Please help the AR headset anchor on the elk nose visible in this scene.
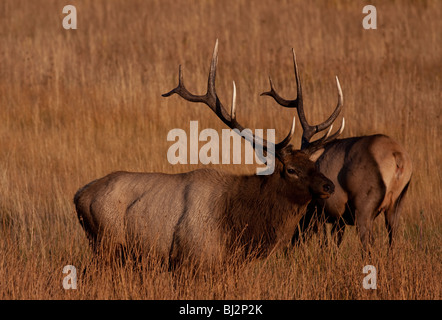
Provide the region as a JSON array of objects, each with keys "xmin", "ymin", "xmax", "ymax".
[{"xmin": 323, "ymin": 183, "xmax": 334, "ymax": 194}]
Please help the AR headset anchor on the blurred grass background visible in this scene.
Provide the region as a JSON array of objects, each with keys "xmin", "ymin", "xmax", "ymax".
[{"xmin": 0, "ymin": 0, "xmax": 440, "ymax": 299}]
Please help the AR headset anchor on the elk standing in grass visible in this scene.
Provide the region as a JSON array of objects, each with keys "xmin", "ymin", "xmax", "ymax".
[
  {"xmin": 74, "ymin": 41, "xmax": 343, "ymax": 268},
  {"xmin": 262, "ymin": 50, "xmax": 412, "ymax": 250}
]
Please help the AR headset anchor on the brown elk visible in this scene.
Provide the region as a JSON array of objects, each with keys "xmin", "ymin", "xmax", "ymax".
[
  {"xmin": 74, "ymin": 40, "xmax": 343, "ymax": 269},
  {"xmin": 261, "ymin": 50, "xmax": 412, "ymax": 250}
]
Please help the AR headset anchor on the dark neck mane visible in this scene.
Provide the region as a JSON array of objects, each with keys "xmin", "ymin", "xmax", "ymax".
[{"xmin": 221, "ymin": 169, "xmax": 310, "ymax": 257}]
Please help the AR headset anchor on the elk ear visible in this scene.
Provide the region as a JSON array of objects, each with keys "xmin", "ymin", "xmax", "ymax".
[
  {"xmin": 308, "ymin": 148, "xmax": 325, "ymax": 162},
  {"xmin": 275, "ymin": 145, "xmax": 293, "ymax": 162}
]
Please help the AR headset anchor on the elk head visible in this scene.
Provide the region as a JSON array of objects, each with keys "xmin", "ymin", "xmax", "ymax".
[{"xmin": 162, "ymin": 40, "xmax": 335, "ymax": 202}]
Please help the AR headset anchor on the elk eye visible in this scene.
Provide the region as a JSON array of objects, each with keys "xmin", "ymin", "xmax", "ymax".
[{"xmin": 287, "ymin": 168, "xmax": 297, "ymax": 175}]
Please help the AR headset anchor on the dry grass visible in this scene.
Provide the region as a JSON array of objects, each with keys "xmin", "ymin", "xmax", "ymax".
[{"xmin": 0, "ymin": 0, "xmax": 440, "ymax": 299}]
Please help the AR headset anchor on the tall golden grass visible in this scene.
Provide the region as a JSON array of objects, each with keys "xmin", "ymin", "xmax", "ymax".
[{"xmin": 0, "ymin": 0, "xmax": 440, "ymax": 299}]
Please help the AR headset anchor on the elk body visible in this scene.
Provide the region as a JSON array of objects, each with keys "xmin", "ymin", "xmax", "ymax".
[
  {"xmin": 74, "ymin": 41, "xmax": 343, "ymax": 268},
  {"xmin": 299, "ymin": 135, "xmax": 412, "ymax": 249},
  {"xmin": 262, "ymin": 51, "xmax": 412, "ymax": 249}
]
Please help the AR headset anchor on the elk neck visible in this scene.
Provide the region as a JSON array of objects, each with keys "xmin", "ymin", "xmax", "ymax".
[{"xmin": 221, "ymin": 163, "xmax": 310, "ymax": 255}]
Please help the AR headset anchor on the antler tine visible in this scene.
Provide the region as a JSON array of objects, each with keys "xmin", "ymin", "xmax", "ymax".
[
  {"xmin": 231, "ymin": 81, "xmax": 237, "ymax": 121},
  {"xmin": 323, "ymin": 117, "xmax": 345, "ymax": 143},
  {"xmin": 304, "ymin": 117, "xmax": 345, "ymax": 154},
  {"xmin": 275, "ymin": 116, "xmax": 296, "ymax": 150},
  {"xmin": 207, "ymin": 39, "xmax": 219, "ymax": 99},
  {"xmin": 299, "ymin": 76, "xmax": 344, "ymax": 149},
  {"xmin": 322, "ymin": 124, "xmax": 334, "ymax": 141},
  {"xmin": 260, "ymin": 49, "xmax": 304, "ymax": 110},
  {"xmin": 260, "ymin": 77, "xmax": 293, "ymax": 107},
  {"xmin": 314, "ymin": 76, "xmax": 344, "ymax": 133},
  {"xmin": 162, "ymin": 65, "xmax": 206, "ymax": 103},
  {"xmin": 260, "ymin": 49, "xmax": 314, "ymax": 146},
  {"xmin": 291, "ymin": 48, "xmax": 318, "ymax": 149},
  {"xmin": 162, "ymin": 39, "xmax": 229, "ymax": 121}
]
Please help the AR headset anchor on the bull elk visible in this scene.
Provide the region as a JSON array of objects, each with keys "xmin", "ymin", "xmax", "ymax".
[
  {"xmin": 74, "ymin": 40, "xmax": 343, "ymax": 268},
  {"xmin": 261, "ymin": 50, "xmax": 412, "ymax": 250}
]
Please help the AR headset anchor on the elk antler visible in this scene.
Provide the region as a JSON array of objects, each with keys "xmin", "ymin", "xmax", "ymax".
[
  {"xmin": 261, "ymin": 49, "xmax": 345, "ymax": 151},
  {"xmin": 163, "ymin": 39, "xmax": 296, "ymax": 151}
]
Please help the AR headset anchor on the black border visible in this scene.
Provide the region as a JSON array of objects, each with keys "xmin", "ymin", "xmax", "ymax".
[{"xmin": 1, "ymin": 300, "xmax": 438, "ymax": 319}]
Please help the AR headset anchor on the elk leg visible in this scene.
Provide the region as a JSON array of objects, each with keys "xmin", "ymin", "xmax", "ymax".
[
  {"xmin": 352, "ymin": 181, "xmax": 385, "ymax": 251},
  {"xmin": 385, "ymin": 182, "xmax": 409, "ymax": 247},
  {"xmin": 384, "ymin": 202, "xmax": 400, "ymax": 247},
  {"xmin": 330, "ymin": 218, "xmax": 346, "ymax": 247},
  {"xmin": 292, "ymin": 202, "xmax": 319, "ymax": 246},
  {"xmin": 355, "ymin": 209, "xmax": 374, "ymax": 251}
]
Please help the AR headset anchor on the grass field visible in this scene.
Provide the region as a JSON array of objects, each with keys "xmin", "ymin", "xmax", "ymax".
[{"xmin": 0, "ymin": 0, "xmax": 440, "ymax": 299}]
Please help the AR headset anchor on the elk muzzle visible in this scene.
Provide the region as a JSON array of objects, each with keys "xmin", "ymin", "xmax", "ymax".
[{"xmin": 310, "ymin": 174, "xmax": 335, "ymax": 199}]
